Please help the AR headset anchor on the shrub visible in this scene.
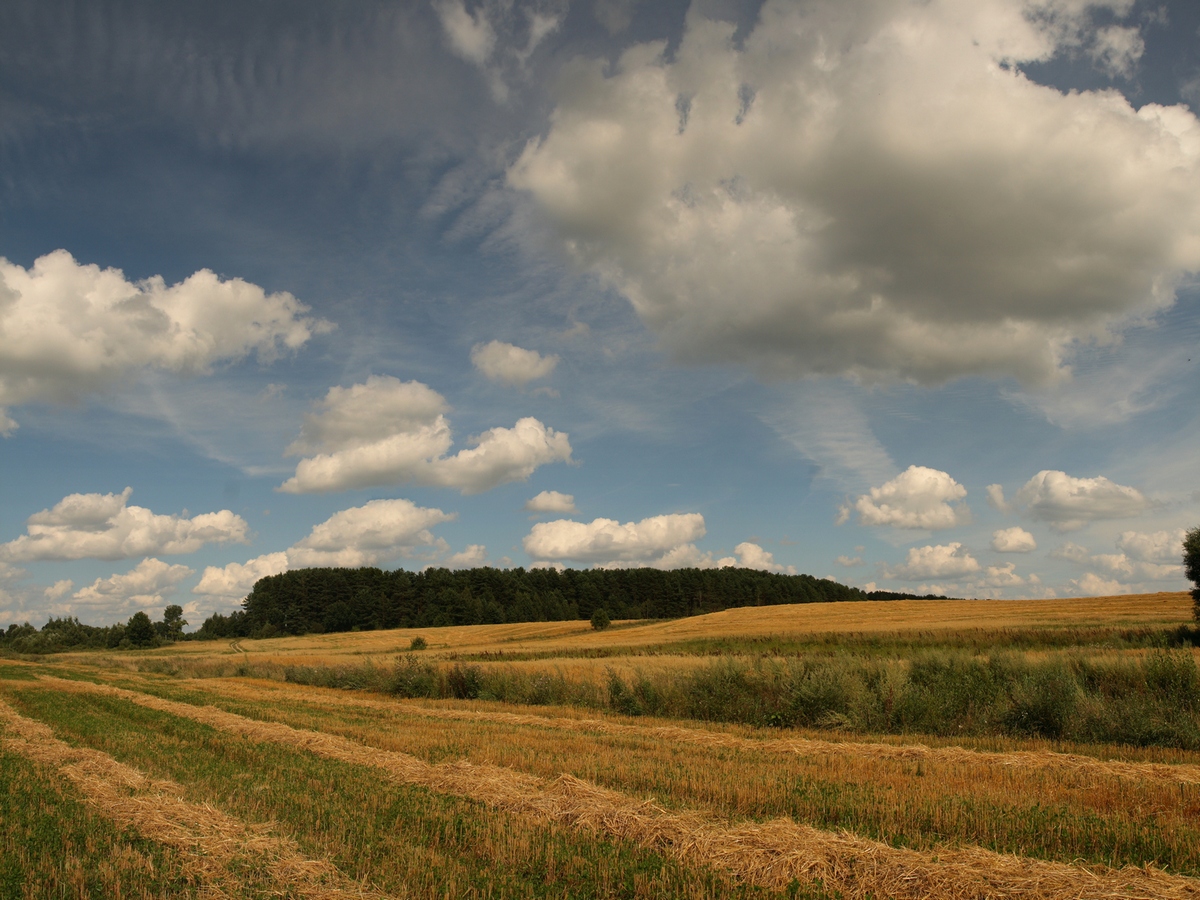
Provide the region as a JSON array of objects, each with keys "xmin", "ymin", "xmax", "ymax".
[
  {"xmin": 446, "ymin": 664, "xmax": 483, "ymax": 700},
  {"xmin": 591, "ymin": 608, "xmax": 611, "ymax": 631},
  {"xmin": 409, "ymin": 636, "xmax": 428, "ymax": 651},
  {"xmin": 1004, "ymin": 663, "xmax": 1079, "ymax": 739}
]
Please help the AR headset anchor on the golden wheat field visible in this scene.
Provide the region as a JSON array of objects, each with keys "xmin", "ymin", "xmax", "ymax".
[{"xmin": 3, "ymin": 592, "xmax": 1199, "ymax": 898}]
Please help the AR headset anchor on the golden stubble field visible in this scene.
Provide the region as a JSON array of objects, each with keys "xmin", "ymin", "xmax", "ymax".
[
  {"xmin": 97, "ymin": 591, "xmax": 1196, "ymax": 671},
  {"xmin": 3, "ymin": 592, "xmax": 1199, "ymax": 899}
]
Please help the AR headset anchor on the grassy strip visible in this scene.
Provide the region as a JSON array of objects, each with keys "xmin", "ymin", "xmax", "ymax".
[
  {"xmin": 98, "ymin": 671, "xmax": 1200, "ymax": 878},
  {"xmin": 446, "ymin": 624, "xmax": 1200, "ymax": 663},
  {"xmin": 4, "ymin": 682, "xmax": 786, "ymax": 900},
  {"xmin": 235, "ymin": 647, "xmax": 1199, "ymax": 749},
  {"xmin": 31, "ymin": 676, "xmax": 1200, "ymax": 900},
  {"xmin": 0, "ymin": 743, "xmax": 198, "ymax": 900},
  {"xmin": 134, "ymin": 645, "xmax": 1200, "ymax": 748}
]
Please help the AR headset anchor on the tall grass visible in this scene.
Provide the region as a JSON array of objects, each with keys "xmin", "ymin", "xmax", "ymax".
[
  {"xmin": 243, "ymin": 648, "xmax": 1200, "ymax": 749},
  {"xmin": 624, "ymin": 649, "xmax": 1200, "ymax": 748}
]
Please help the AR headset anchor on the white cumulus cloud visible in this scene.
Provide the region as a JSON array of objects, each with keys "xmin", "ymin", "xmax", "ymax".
[
  {"xmin": 1116, "ymin": 529, "xmax": 1185, "ymax": 564},
  {"xmin": 279, "ymin": 375, "xmax": 572, "ymax": 494},
  {"xmin": 509, "ymin": 0, "xmax": 1200, "ymax": 386},
  {"xmin": 193, "ymin": 552, "xmax": 290, "ymax": 603},
  {"xmin": 885, "ymin": 543, "xmax": 981, "ymax": 580},
  {"xmin": 471, "ymin": 340, "xmax": 559, "ymax": 386},
  {"xmin": 195, "ymin": 498, "xmax": 457, "ymax": 603},
  {"xmin": 976, "ymin": 562, "xmax": 1031, "ymax": 588},
  {"xmin": 1014, "ymin": 470, "xmax": 1150, "ymax": 531},
  {"xmin": 524, "ymin": 490, "xmax": 578, "ymax": 513},
  {"xmin": 992, "ymin": 527, "xmax": 1037, "ymax": 553},
  {"xmin": 1047, "ymin": 529, "xmax": 1185, "ymax": 586},
  {"xmin": 729, "ymin": 541, "xmax": 796, "ymax": 575},
  {"xmin": 524, "ymin": 512, "xmax": 706, "ymax": 565},
  {"xmin": 434, "ymin": 0, "xmax": 496, "ymax": 67},
  {"xmin": 849, "ymin": 466, "xmax": 969, "ymax": 530},
  {"xmin": 1072, "ymin": 572, "xmax": 1130, "ymax": 596},
  {"xmin": 72, "ymin": 558, "xmax": 194, "ymax": 615},
  {"xmin": 0, "ymin": 488, "xmax": 248, "ymax": 562},
  {"xmin": 287, "ymin": 498, "xmax": 456, "ymax": 568},
  {"xmin": 0, "ymin": 250, "xmax": 332, "ymax": 432},
  {"xmin": 446, "ymin": 544, "xmax": 488, "ymax": 568}
]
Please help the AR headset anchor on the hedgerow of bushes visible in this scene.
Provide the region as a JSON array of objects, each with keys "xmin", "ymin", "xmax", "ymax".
[{"xmin": 266, "ymin": 646, "xmax": 1200, "ymax": 750}]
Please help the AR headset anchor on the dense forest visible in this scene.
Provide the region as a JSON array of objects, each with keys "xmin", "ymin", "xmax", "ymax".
[
  {"xmin": 1, "ymin": 566, "xmax": 950, "ymax": 652},
  {"xmin": 196, "ymin": 566, "xmax": 897, "ymax": 639}
]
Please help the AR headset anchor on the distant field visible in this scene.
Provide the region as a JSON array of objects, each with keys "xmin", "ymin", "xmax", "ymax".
[
  {"xmin": 4, "ymin": 592, "xmax": 1199, "ymax": 898},
  {"xmin": 84, "ymin": 591, "xmax": 1196, "ymax": 669}
]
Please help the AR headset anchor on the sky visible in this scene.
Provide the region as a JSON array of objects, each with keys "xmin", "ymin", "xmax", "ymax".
[{"xmin": 1, "ymin": 0, "xmax": 1199, "ymax": 629}]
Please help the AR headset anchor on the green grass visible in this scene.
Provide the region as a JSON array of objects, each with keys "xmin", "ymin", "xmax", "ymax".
[
  {"xmin": 2, "ymin": 684, "xmax": 802, "ymax": 900},
  {"xmin": 0, "ymin": 745, "xmax": 197, "ymax": 900}
]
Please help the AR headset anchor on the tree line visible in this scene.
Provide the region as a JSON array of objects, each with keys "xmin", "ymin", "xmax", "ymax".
[
  {"xmin": 194, "ymin": 565, "xmax": 910, "ymax": 640},
  {"xmin": 0, "ymin": 606, "xmax": 186, "ymax": 654}
]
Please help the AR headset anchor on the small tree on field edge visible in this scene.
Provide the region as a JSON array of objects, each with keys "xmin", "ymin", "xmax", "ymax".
[
  {"xmin": 126, "ymin": 611, "xmax": 156, "ymax": 647},
  {"xmin": 1185, "ymin": 526, "xmax": 1200, "ymax": 622},
  {"xmin": 591, "ymin": 608, "xmax": 611, "ymax": 631}
]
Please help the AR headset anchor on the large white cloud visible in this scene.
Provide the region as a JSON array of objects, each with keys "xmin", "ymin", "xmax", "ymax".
[
  {"xmin": 1048, "ymin": 529, "xmax": 1185, "ymax": 586},
  {"xmin": 729, "ymin": 541, "xmax": 797, "ymax": 575},
  {"xmin": 1014, "ymin": 470, "xmax": 1150, "ymax": 531},
  {"xmin": 471, "ymin": 340, "xmax": 559, "ymax": 386},
  {"xmin": 992, "ymin": 527, "xmax": 1037, "ymax": 553},
  {"xmin": 193, "ymin": 552, "xmax": 291, "ymax": 603},
  {"xmin": 0, "ymin": 250, "xmax": 332, "ymax": 433},
  {"xmin": 524, "ymin": 512, "xmax": 706, "ymax": 565},
  {"xmin": 72, "ymin": 558, "xmax": 193, "ymax": 614},
  {"xmin": 845, "ymin": 466, "xmax": 969, "ymax": 529},
  {"xmin": 1116, "ymin": 529, "xmax": 1186, "ymax": 565},
  {"xmin": 885, "ymin": 542, "xmax": 981, "ymax": 580},
  {"xmin": 287, "ymin": 498, "xmax": 456, "ymax": 567},
  {"xmin": 0, "ymin": 488, "xmax": 248, "ymax": 562},
  {"xmin": 279, "ymin": 375, "xmax": 572, "ymax": 494},
  {"xmin": 509, "ymin": 0, "xmax": 1200, "ymax": 385},
  {"xmin": 194, "ymin": 499, "xmax": 457, "ymax": 603}
]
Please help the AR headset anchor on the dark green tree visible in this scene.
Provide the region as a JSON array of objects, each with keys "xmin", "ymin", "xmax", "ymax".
[
  {"xmin": 160, "ymin": 604, "xmax": 186, "ymax": 640},
  {"xmin": 591, "ymin": 608, "xmax": 611, "ymax": 631},
  {"xmin": 1184, "ymin": 526, "xmax": 1200, "ymax": 622},
  {"xmin": 126, "ymin": 611, "xmax": 156, "ymax": 647}
]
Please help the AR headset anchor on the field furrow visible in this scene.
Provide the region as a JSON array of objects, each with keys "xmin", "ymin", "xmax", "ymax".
[
  {"xmin": 0, "ymin": 696, "xmax": 387, "ymax": 900},
  {"xmin": 42, "ymin": 675, "xmax": 1200, "ymax": 900}
]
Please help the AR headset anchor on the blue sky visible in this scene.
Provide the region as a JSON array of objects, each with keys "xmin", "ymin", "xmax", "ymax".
[{"xmin": 2, "ymin": 0, "xmax": 1198, "ymax": 627}]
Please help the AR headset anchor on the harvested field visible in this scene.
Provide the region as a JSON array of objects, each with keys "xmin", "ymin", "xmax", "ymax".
[
  {"xmin": 83, "ymin": 593, "xmax": 1193, "ymax": 671},
  {"xmin": 7, "ymin": 595, "xmax": 1199, "ymax": 898},
  {"xmin": 24, "ymin": 675, "xmax": 1200, "ymax": 900},
  {"xmin": 184, "ymin": 674, "xmax": 1200, "ymax": 784},
  {"xmin": 0, "ymin": 696, "xmax": 385, "ymax": 900}
]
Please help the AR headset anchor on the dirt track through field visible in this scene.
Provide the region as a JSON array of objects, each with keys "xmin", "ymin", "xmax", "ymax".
[
  {"xmin": 42, "ymin": 676, "xmax": 1200, "ymax": 900},
  {"xmin": 0, "ymin": 696, "xmax": 388, "ymax": 900},
  {"xmin": 203, "ymin": 676, "xmax": 1200, "ymax": 786}
]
